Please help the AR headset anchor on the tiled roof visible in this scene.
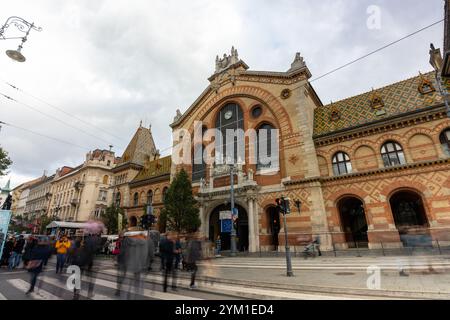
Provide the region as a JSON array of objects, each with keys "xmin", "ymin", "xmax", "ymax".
[
  {"xmin": 313, "ymin": 72, "xmax": 449, "ymax": 137},
  {"xmin": 132, "ymin": 155, "xmax": 171, "ymax": 183},
  {"xmin": 116, "ymin": 126, "xmax": 157, "ymax": 167}
]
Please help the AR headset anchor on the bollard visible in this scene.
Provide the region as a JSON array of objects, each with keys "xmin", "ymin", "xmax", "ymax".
[
  {"xmin": 332, "ymin": 242, "xmax": 337, "ymax": 257},
  {"xmin": 381, "ymin": 242, "xmax": 385, "ymax": 256},
  {"xmin": 294, "ymin": 245, "xmax": 296, "ymax": 258},
  {"xmin": 259, "ymin": 246, "xmax": 262, "ymax": 258},
  {"xmin": 355, "ymin": 241, "xmax": 361, "ymax": 257}
]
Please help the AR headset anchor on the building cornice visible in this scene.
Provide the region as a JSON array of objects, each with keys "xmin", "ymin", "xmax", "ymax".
[
  {"xmin": 129, "ymin": 173, "xmax": 170, "ymax": 188},
  {"xmin": 284, "ymin": 158, "xmax": 450, "ymax": 186}
]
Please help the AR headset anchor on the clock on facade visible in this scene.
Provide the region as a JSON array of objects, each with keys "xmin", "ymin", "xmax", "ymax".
[{"xmin": 224, "ymin": 110, "xmax": 233, "ymax": 120}]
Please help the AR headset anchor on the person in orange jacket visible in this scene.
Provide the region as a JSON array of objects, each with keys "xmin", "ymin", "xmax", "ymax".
[{"xmin": 55, "ymin": 235, "xmax": 71, "ymax": 273}]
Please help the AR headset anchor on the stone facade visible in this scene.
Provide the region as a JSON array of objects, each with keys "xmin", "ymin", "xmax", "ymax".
[
  {"xmin": 49, "ymin": 150, "xmax": 115, "ymax": 222},
  {"xmin": 169, "ymin": 43, "xmax": 450, "ymax": 252}
]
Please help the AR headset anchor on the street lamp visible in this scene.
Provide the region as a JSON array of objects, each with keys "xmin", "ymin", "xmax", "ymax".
[
  {"xmin": 0, "ymin": 16, "xmax": 42, "ymax": 62},
  {"xmin": 430, "ymin": 43, "xmax": 450, "ymax": 118},
  {"xmin": 228, "ymin": 163, "xmax": 238, "ymax": 257}
]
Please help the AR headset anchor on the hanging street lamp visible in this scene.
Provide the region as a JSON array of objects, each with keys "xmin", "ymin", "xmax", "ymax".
[{"xmin": 0, "ymin": 16, "xmax": 42, "ymax": 62}]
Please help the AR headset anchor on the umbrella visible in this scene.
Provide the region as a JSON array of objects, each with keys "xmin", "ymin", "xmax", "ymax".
[{"xmin": 83, "ymin": 220, "xmax": 105, "ymax": 235}]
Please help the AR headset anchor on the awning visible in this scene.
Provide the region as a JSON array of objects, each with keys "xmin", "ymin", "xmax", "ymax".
[{"xmin": 46, "ymin": 221, "xmax": 88, "ymax": 229}]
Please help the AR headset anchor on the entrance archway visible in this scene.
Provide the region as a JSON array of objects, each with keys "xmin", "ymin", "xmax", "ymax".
[
  {"xmin": 209, "ymin": 204, "xmax": 249, "ymax": 251},
  {"xmin": 338, "ymin": 197, "xmax": 369, "ymax": 248},
  {"xmin": 266, "ymin": 206, "xmax": 280, "ymax": 250},
  {"xmin": 389, "ymin": 190, "xmax": 430, "ymax": 246}
]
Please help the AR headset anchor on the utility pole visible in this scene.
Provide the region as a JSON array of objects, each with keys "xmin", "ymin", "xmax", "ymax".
[{"xmin": 229, "ymin": 163, "xmax": 237, "ymax": 257}]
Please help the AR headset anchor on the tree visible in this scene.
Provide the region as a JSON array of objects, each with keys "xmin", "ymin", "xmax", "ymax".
[
  {"xmin": 101, "ymin": 205, "xmax": 127, "ymax": 234},
  {"xmin": 38, "ymin": 215, "xmax": 53, "ymax": 234},
  {"xmin": 0, "ymin": 147, "xmax": 12, "ymax": 177},
  {"xmin": 161, "ymin": 168, "xmax": 200, "ymax": 234}
]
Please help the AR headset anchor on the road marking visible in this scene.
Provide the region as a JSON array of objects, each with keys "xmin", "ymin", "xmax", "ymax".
[
  {"xmin": 40, "ymin": 276, "xmax": 113, "ymax": 300},
  {"xmin": 0, "ymin": 292, "xmax": 7, "ymax": 300},
  {"xmin": 101, "ymin": 269, "xmax": 361, "ymax": 300},
  {"xmin": 7, "ymin": 279, "xmax": 61, "ymax": 300},
  {"xmin": 79, "ymin": 274, "xmax": 201, "ymax": 300}
]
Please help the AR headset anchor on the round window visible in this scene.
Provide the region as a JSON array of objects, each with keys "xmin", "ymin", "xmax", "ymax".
[{"xmin": 251, "ymin": 106, "xmax": 263, "ymax": 119}]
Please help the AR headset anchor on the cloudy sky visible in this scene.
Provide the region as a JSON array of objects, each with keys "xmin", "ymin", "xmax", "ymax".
[{"xmin": 0, "ymin": 0, "xmax": 445, "ymax": 188}]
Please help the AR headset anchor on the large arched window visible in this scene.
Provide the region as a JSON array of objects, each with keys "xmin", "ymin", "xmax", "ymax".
[
  {"xmin": 439, "ymin": 128, "xmax": 450, "ymax": 156},
  {"xmin": 193, "ymin": 144, "xmax": 206, "ymax": 181},
  {"xmin": 147, "ymin": 190, "xmax": 153, "ymax": 205},
  {"xmin": 256, "ymin": 123, "xmax": 279, "ymax": 170},
  {"xmin": 381, "ymin": 141, "xmax": 406, "ymax": 167},
  {"xmin": 332, "ymin": 152, "xmax": 352, "ymax": 175},
  {"xmin": 133, "ymin": 192, "xmax": 139, "ymax": 206},
  {"xmin": 215, "ymin": 103, "xmax": 244, "ymax": 164}
]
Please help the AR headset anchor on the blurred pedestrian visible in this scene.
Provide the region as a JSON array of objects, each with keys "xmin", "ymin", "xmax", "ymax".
[
  {"xmin": 215, "ymin": 235, "xmax": 221, "ymax": 256},
  {"xmin": 175, "ymin": 236, "xmax": 182, "ymax": 270},
  {"xmin": 160, "ymin": 231, "xmax": 177, "ymax": 292},
  {"xmin": 159, "ymin": 233, "xmax": 167, "ymax": 271},
  {"xmin": 55, "ymin": 235, "xmax": 71, "ymax": 273},
  {"xmin": 22, "ymin": 236, "xmax": 37, "ymax": 268},
  {"xmin": 9, "ymin": 235, "xmax": 25, "ymax": 270},
  {"xmin": 25, "ymin": 237, "xmax": 52, "ymax": 294},
  {"xmin": 1, "ymin": 237, "xmax": 14, "ymax": 267},
  {"xmin": 115, "ymin": 216, "xmax": 150, "ymax": 299},
  {"xmin": 314, "ymin": 235, "xmax": 322, "ymax": 256},
  {"xmin": 186, "ymin": 233, "xmax": 202, "ymax": 289}
]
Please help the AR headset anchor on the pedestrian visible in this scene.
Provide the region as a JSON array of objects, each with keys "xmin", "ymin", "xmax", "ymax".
[
  {"xmin": 215, "ymin": 235, "xmax": 221, "ymax": 256},
  {"xmin": 72, "ymin": 234, "xmax": 101, "ymax": 299},
  {"xmin": 160, "ymin": 231, "xmax": 177, "ymax": 292},
  {"xmin": 175, "ymin": 236, "xmax": 182, "ymax": 270},
  {"xmin": 186, "ymin": 233, "xmax": 202, "ymax": 290},
  {"xmin": 22, "ymin": 236, "xmax": 37, "ymax": 268},
  {"xmin": 55, "ymin": 235, "xmax": 71, "ymax": 273},
  {"xmin": 159, "ymin": 233, "xmax": 167, "ymax": 271},
  {"xmin": 25, "ymin": 237, "xmax": 52, "ymax": 295},
  {"xmin": 115, "ymin": 216, "xmax": 149, "ymax": 299},
  {"xmin": 1, "ymin": 237, "xmax": 14, "ymax": 268},
  {"xmin": 314, "ymin": 235, "xmax": 322, "ymax": 256},
  {"xmin": 9, "ymin": 235, "xmax": 25, "ymax": 270}
]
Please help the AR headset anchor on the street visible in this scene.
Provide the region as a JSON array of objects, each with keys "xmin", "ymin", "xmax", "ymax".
[{"xmin": 2, "ymin": 254, "xmax": 450, "ymax": 300}]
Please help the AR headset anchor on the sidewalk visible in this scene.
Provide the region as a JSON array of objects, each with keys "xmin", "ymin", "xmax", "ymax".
[{"xmin": 87, "ymin": 255, "xmax": 450, "ymax": 299}]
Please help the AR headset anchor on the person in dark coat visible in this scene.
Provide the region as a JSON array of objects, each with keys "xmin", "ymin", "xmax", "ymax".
[
  {"xmin": 26, "ymin": 238, "xmax": 52, "ymax": 294},
  {"xmin": 1, "ymin": 237, "xmax": 14, "ymax": 267},
  {"xmin": 186, "ymin": 233, "xmax": 202, "ymax": 289},
  {"xmin": 160, "ymin": 231, "xmax": 177, "ymax": 292},
  {"xmin": 22, "ymin": 237, "xmax": 37, "ymax": 268},
  {"xmin": 9, "ymin": 235, "xmax": 25, "ymax": 270},
  {"xmin": 72, "ymin": 234, "xmax": 101, "ymax": 299}
]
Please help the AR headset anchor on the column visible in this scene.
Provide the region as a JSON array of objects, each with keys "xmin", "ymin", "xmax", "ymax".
[
  {"xmin": 253, "ymin": 198, "xmax": 260, "ymax": 251},
  {"xmin": 248, "ymin": 197, "xmax": 256, "ymax": 252},
  {"xmin": 199, "ymin": 205, "xmax": 205, "ymax": 238}
]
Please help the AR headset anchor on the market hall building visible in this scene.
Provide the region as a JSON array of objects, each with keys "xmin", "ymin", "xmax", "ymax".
[{"xmin": 170, "ymin": 34, "xmax": 450, "ymax": 252}]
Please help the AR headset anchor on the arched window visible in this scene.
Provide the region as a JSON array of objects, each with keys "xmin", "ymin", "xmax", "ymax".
[
  {"xmin": 133, "ymin": 192, "xmax": 139, "ymax": 206},
  {"xmin": 147, "ymin": 190, "xmax": 153, "ymax": 205},
  {"xmin": 193, "ymin": 144, "xmax": 206, "ymax": 181},
  {"xmin": 439, "ymin": 128, "xmax": 450, "ymax": 156},
  {"xmin": 162, "ymin": 187, "xmax": 169, "ymax": 202},
  {"xmin": 115, "ymin": 192, "xmax": 121, "ymax": 207},
  {"xmin": 381, "ymin": 141, "xmax": 406, "ymax": 167},
  {"xmin": 215, "ymin": 103, "xmax": 244, "ymax": 164},
  {"xmin": 256, "ymin": 123, "xmax": 279, "ymax": 170},
  {"xmin": 332, "ymin": 152, "xmax": 352, "ymax": 175}
]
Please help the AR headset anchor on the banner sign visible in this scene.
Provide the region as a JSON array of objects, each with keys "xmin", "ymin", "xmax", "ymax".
[
  {"xmin": 0, "ymin": 210, "xmax": 12, "ymax": 260},
  {"xmin": 219, "ymin": 211, "xmax": 232, "ymax": 220},
  {"xmin": 221, "ymin": 219, "xmax": 232, "ymax": 233}
]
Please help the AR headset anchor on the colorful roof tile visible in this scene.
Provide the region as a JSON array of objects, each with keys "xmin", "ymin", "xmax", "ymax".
[
  {"xmin": 132, "ymin": 155, "xmax": 171, "ymax": 183},
  {"xmin": 313, "ymin": 71, "xmax": 449, "ymax": 137}
]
